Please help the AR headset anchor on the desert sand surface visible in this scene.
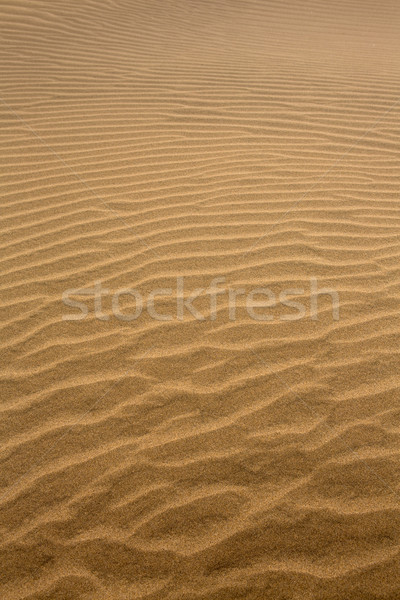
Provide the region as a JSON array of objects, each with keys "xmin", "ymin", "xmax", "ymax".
[{"xmin": 1, "ymin": 0, "xmax": 400, "ymax": 598}]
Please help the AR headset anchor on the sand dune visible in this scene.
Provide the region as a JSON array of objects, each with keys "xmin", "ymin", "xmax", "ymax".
[{"xmin": 1, "ymin": 0, "xmax": 400, "ymax": 598}]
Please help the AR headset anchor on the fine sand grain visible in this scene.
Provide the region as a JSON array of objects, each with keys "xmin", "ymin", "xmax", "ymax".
[{"xmin": 1, "ymin": 1, "xmax": 400, "ymax": 599}]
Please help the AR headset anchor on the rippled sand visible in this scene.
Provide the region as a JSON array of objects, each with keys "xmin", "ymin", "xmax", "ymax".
[{"xmin": 1, "ymin": 1, "xmax": 400, "ymax": 598}]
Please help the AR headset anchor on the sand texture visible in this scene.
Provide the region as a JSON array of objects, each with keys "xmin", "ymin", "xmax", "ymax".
[{"xmin": 1, "ymin": 1, "xmax": 400, "ymax": 599}]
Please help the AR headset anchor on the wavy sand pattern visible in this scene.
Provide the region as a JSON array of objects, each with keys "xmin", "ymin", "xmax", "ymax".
[{"xmin": 1, "ymin": 1, "xmax": 400, "ymax": 598}]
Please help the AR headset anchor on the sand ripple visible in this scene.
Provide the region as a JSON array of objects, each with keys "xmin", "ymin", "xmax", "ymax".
[{"xmin": 1, "ymin": 0, "xmax": 400, "ymax": 598}]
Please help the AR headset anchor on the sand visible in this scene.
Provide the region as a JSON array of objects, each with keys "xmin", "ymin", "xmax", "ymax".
[{"xmin": 1, "ymin": 0, "xmax": 400, "ymax": 598}]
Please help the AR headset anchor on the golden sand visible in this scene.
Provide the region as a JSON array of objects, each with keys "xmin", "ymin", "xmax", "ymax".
[{"xmin": 1, "ymin": 1, "xmax": 400, "ymax": 598}]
